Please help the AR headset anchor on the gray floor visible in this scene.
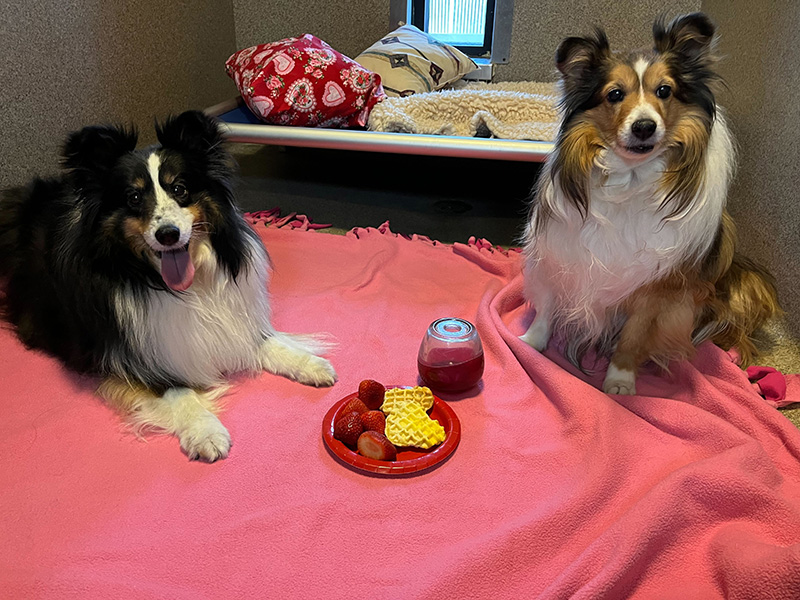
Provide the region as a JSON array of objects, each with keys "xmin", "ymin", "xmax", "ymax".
[{"xmin": 230, "ymin": 144, "xmax": 542, "ymax": 246}]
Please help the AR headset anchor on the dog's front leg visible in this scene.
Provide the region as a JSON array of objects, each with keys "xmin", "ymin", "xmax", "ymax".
[
  {"xmin": 98, "ymin": 377, "xmax": 231, "ymax": 461},
  {"xmin": 520, "ymin": 287, "xmax": 554, "ymax": 352},
  {"xmin": 259, "ymin": 332, "xmax": 337, "ymax": 387},
  {"xmin": 603, "ymin": 283, "xmax": 697, "ymax": 395}
]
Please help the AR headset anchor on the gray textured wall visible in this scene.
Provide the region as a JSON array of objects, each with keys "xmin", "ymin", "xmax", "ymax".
[
  {"xmin": 231, "ymin": 0, "xmax": 391, "ymax": 59},
  {"xmin": 0, "ymin": 0, "xmax": 236, "ymax": 189},
  {"xmin": 495, "ymin": 0, "xmax": 701, "ymax": 81},
  {"xmin": 701, "ymin": 1, "xmax": 800, "ymax": 337},
  {"xmin": 229, "ymin": 0, "xmax": 701, "ymax": 82}
]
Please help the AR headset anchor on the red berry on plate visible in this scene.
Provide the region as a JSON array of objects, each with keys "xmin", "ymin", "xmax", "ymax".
[
  {"xmin": 340, "ymin": 397, "xmax": 369, "ymax": 416},
  {"xmin": 358, "ymin": 379, "xmax": 386, "ymax": 410},
  {"xmin": 333, "ymin": 411, "xmax": 364, "ymax": 448},
  {"xmin": 357, "ymin": 431, "xmax": 397, "ymax": 461},
  {"xmin": 360, "ymin": 410, "xmax": 386, "ymax": 434}
]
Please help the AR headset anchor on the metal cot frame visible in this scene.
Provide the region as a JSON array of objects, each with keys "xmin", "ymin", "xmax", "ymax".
[{"xmin": 205, "ymin": 97, "xmax": 553, "ymax": 163}]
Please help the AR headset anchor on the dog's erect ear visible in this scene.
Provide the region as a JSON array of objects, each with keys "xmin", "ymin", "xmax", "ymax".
[
  {"xmin": 653, "ymin": 13, "xmax": 716, "ymax": 61},
  {"xmin": 555, "ymin": 29, "xmax": 610, "ymax": 81},
  {"xmin": 653, "ymin": 13, "xmax": 719, "ymax": 119},
  {"xmin": 62, "ymin": 125, "xmax": 138, "ymax": 176},
  {"xmin": 156, "ymin": 110, "xmax": 224, "ymax": 155}
]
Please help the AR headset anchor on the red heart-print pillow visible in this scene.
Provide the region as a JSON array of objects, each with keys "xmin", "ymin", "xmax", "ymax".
[{"xmin": 225, "ymin": 34, "xmax": 386, "ymax": 128}]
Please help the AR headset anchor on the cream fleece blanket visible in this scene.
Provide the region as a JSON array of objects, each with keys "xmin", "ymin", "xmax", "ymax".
[{"xmin": 367, "ymin": 81, "xmax": 559, "ymax": 141}]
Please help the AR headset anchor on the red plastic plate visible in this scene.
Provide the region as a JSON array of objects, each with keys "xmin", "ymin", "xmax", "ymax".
[{"xmin": 322, "ymin": 387, "xmax": 461, "ymax": 475}]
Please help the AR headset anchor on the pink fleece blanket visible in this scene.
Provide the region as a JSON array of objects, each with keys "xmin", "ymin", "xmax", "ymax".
[{"xmin": 2, "ymin": 223, "xmax": 800, "ymax": 599}]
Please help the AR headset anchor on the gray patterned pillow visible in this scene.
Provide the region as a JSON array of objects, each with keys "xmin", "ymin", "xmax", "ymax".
[{"xmin": 356, "ymin": 25, "xmax": 477, "ymax": 98}]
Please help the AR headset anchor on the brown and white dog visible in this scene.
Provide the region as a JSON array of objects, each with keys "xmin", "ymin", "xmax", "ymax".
[{"xmin": 520, "ymin": 13, "xmax": 780, "ymax": 394}]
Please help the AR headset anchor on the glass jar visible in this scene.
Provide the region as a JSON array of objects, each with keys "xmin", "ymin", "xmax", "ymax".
[{"xmin": 417, "ymin": 318, "xmax": 484, "ymax": 393}]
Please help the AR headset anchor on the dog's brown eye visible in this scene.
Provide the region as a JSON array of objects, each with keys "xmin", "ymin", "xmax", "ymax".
[
  {"xmin": 656, "ymin": 85, "xmax": 672, "ymax": 99},
  {"xmin": 607, "ymin": 89, "xmax": 624, "ymax": 103},
  {"xmin": 171, "ymin": 183, "xmax": 188, "ymax": 199},
  {"xmin": 127, "ymin": 191, "xmax": 142, "ymax": 208}
]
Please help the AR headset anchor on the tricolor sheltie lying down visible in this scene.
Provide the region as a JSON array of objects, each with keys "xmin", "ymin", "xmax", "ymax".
[
  {"xmin": 0, "ymin": 111, "xmax": 336, "ymax": 461},
  {"xmin": 521, "ymin": 13, "xmax": 780, "ymax": 394}
]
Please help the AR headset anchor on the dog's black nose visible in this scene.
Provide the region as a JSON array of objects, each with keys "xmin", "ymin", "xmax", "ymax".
[
  {"xmin": 155, "ymin": 225, "xmax": 181, "ymax": 246},
  {"xmin": 631, "ymin": 119, "xmax": 657, "ymax": 140}
]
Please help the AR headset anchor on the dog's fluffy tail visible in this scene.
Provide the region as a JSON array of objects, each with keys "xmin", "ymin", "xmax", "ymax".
[{"xmin": 695, "ymin": 253, "xmax": 781, "ymax": 366}]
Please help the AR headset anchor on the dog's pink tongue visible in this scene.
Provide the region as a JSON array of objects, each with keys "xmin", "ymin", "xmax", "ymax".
[{"xmin": 160, "ymin": 248, "xmax": 195, "ymax": 291}]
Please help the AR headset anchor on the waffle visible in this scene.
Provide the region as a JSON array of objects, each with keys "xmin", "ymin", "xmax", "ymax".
[
  {"xmin": 385, "ymin": 402, "xmax": 446, "ymax": 449},
  {"xmin": 381, "ymin": 386, "xmax": 435, "ymax": 414}
]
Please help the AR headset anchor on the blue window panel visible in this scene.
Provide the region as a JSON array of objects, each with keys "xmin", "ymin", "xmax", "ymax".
[{"xmin": 427, "ymin": 0, "xmax": 488, "ymax": 47}]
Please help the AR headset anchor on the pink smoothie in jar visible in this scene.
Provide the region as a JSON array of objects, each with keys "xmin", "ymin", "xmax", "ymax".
[{"xmin": 417, "ymin": 318, "xmax": 484, "ymax": 393}]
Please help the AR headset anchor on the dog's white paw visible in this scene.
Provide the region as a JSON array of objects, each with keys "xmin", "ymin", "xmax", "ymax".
[
  {"xmin": 603, "ymin": 364, "xmax": 637, "ymax": 396},
  {"xmin": 180, "ymin": 415, "xmax": 231, "ymax": 462},
  {"xmin": 260, "ymin": 334, "xmax": 338, "ymax": 387},
  {"xmin": 603, "ymin": 381, "xmax": 637, "ymax": 395},
  {"xmin": 294, "ymin": 356, "xmax": 338, "ymax": 388},
  {"xmin": 520, "ymin": 322, "xmax": 550, "ymax": 352}
]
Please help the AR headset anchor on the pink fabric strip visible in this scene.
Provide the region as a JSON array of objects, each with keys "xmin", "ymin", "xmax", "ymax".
[{"xmin": 746, "ymin": 365, "xmax": 790, "ymax": 407}]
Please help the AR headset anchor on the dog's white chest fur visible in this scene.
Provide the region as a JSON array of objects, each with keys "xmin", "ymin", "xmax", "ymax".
[
  {"xmin": 525, "ymin": 115, "xmax": 733, "ymax": 341},
  {"xmin": 543, "ymin": 157, "xmax": 686, "ymax": 306},
  {"xmin": 113, "ymin": 237, "xmax": 272, "ymax": 387}
]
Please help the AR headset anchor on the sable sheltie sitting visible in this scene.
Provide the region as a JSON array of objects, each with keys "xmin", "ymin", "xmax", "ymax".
[
  {"xmin": 0, "ymin": 111, "xmax": 336, "ymax": 461},
  {"xmin": 520, "ymin": 13, "xmax": 780, "ymax": 395}
]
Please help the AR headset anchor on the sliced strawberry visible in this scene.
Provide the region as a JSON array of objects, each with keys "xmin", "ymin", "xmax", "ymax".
[
  {"xmin": 340, "ymin": 397, "xmax": 369, "ymax": 416},
  {"xmin": 358, "ymin": 379, "xmax": 386, "ymax": 410},
  {"xmin": 360, "ymin": 410, "xmax": 386, "ymax": 434},
  {"xmin": 357, "ymin": 431, "xmax": 397, "ymax": 461},
  {"xmin": 333, "ymin": 411, "xmax": 364, "ymax": 448}
]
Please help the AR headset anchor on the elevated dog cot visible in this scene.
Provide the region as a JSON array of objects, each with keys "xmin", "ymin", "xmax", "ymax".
[{"xmin": 205, "ymin": 97, "xmax": 554, "ymax": 163}]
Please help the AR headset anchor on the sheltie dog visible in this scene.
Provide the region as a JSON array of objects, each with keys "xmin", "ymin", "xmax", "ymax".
[
  {"xmin": 520, "ymin": 13, "xmax": 780, "ymax": 395},
  {"xmin": 0, "ymin": 110, "xmax": 337, "ymax": 461}
]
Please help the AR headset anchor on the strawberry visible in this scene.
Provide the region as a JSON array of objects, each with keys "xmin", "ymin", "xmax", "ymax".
[
  {"xmin": 358, "ymin": 379, "xmax": 386, "ymax": 410},
  {"xmin": 333, "ymin": 411, "xmax": 364, "ymax": 448},
  {"xmin": 357, "ymin": 431, "xmax": 397, "ymax": 461},
  {"xmin": 360, "ymin": 410, "xmax": 386, "ymax": 434},
  {"xmin": 340, "ymin": 397, "xmax": 369, "ymax": 416}
]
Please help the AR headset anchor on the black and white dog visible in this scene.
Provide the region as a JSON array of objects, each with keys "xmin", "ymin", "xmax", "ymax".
[{"xmin": 0, "ymin": 110, "xmax": 336, "ymax": 461}]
